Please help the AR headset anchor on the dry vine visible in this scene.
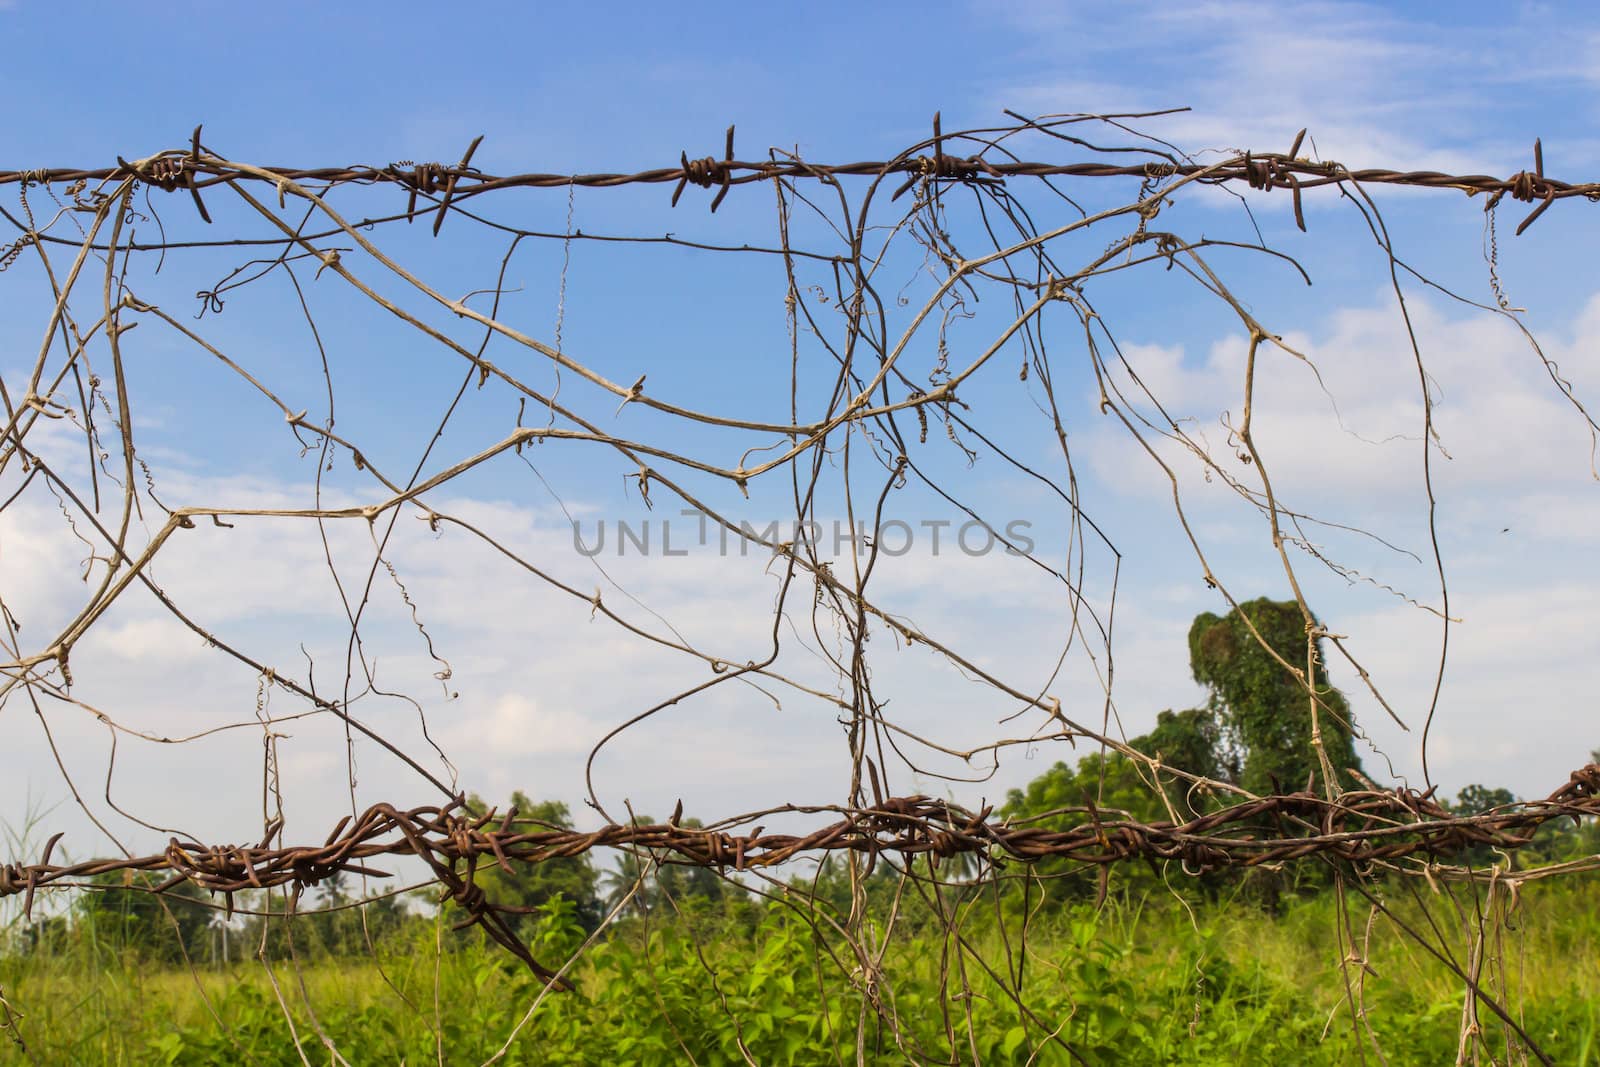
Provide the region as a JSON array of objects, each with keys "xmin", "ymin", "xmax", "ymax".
[{"xmin": 0, "ymin": 111, "xmax": 1596, "ymax": 1064}]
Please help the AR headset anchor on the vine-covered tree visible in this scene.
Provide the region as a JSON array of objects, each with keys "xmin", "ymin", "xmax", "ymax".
[
  {"xmin": 1000, "ymin": 718, "xmax": 1229, "ymax": 902},
  {"xmin": 1130, "ymin": 707, "xmax": 1228, "ymax": 815},
  {"xmin": 1188, "ymin": 598, "xmax": 1362, "ymax": 796},
  {"xmin": 1003, "ymin": 597, "xmax": 1363, "ymax": 903}
]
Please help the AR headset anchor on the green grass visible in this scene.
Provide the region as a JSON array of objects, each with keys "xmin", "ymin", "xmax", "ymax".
[{"xmin": 3, "ymin": 877, "xmax": 1597, "ymax": 1065}]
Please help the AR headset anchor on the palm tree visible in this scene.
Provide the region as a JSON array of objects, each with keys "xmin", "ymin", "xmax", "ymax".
[{"xmin": 599, "ymin": 846, "xmax": 658, "ymax": 918}]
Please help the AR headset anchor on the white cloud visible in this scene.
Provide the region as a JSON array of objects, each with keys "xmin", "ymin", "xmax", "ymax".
[
  {"xmin": 0, "ymin": 461, "xmax": 1123, "ymax": 852},
  {"xmin": 3, "ymin": 366, "xmax": 1593, "ymax": 865},
  {"xmin": 1335, "ymin": 581, "xmax": 1600, "ymax": 793},
  {"xmin": 1087, "ymin": 290, "xmax": 1600, "ymax": 514},
  {"xmin": 453, "ymin": 692, "xmax": 596, "ymax": 757},
  {"xmin": 984, "ymin": 0, "xmax": 1600, "ymax": 175},
  {"xmin": 93, "ymin": 616, "xmax": 210, "ymax": 664}
]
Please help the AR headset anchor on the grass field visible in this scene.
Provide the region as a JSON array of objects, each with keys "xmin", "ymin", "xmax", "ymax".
[{"xmin": 3, "ymin": 875, "xmax": 1596, "ymax": 1065}]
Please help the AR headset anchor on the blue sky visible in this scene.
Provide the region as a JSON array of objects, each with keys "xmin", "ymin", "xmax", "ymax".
[{"xmin": 1, "ymin": 1, "xmax": 1598, "ymax": 869}]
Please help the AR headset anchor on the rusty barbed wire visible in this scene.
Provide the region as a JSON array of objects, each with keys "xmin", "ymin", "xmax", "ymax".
[
  {"xmin": 1, "ymin": 117, "xmax": 1593, "ymax": 237},
  {"xmin": 4, "ymin": 765, "xmax": 1596, "ymax": 986}
]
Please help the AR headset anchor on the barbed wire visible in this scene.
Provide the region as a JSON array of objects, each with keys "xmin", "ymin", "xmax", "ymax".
[
  {"xmin": 2, "ymin": 114, "xmax": 1595, "ymax": 237},
  {"xmin": 4, "ymin": 764, "xmax": 1598, "ymax": 931}
]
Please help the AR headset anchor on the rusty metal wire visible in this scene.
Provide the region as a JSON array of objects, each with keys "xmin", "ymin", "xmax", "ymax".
[
  {"xmin": 5, "ymin": 765, "xmax": 1598, "ymax": 910},
  {"xmin": 2, "ymin": 116, "xmax": 1593, "ymax": 236},
  {"xmin": 3, "ymin": 764, "xmax": 1595, "ymax": 1002}
]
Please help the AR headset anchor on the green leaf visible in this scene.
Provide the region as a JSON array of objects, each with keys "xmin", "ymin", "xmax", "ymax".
[{"xmin": 1003, "ymin": 1025, "xmax": 1028, "ymax": 1057}]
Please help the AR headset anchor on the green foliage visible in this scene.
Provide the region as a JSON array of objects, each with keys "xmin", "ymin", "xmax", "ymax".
[
  {"xmin": 1004, "ymin": 748, "xmax": 1176, "ymax": 825},
  {"xmin": 1444, "ymin": 781, "xmax": 1600, "ymax": 869},
  {"xmin": 787, "ymin": 852, "xmax": 905, "ymax": 922},
  {"xmin": 1132, "ymin": 708, "xmax": 1226, "ymax": 791},
  {"xmin": 4, "ymin": 669, "xmax": 1591, "ymax": 1062},
  {"xmin": 1000, "ymin": 704, "xmax": 1241, "ymax": 899},
  {"xmin": 1005, "ymin": 597, "xmax": 1366, "ymax": 874},
  {"xmin": 654, "ymin": 823, "xmax": 727, "ymax": 907},
  {"xmin": 1436, "ymin": 783, "xmax": 1520, "ymax": 868},
  {"xmin": 7, "ymin": 879, "xmax": 1599, "ymax": 1065},
  {"xmin": 226, "ymin": 875, "xmax": 418, "ymax": 963},
  {"xmin": 1525, "ymin": 810, "xmax": 1600, "ymax": 867},
  {"xmin": 464, "ymin": 793, "xmax": 603, "ymax": 932},
  {"xmin": 1001, "ymin": 750, "xmax": 1193, "ymax": 901},
  {"xmin": 71, "ymin": 872, "xmax": 214, "ymax": 965},
  {"xmin": 600, "ymin": 814, "xmax": 733, "ymax": 921},
  {"xmin": 1188, "ymin": 597, "xmax": 1361, "ymax": 796},
  {"xmin": 1452, "ymin": 784, "xmax": 1516, "ymax": 815}
]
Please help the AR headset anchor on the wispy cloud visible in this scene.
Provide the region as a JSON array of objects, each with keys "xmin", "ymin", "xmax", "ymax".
[
  {"xmin": 1083, "ymin": 287, "xmax": 1600, "ymax": 509},
  {"xmin": 983, "ymin": 0, "xmax": 1600, "ymax": 172}
]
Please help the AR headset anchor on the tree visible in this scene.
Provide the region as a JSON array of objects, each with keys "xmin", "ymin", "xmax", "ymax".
[
  {"xmin": 1452, "ymin": 784, "xmax": 1515, "ymax": 816},
  {"xmin": 653, "ymin": 818, "xmax": 726, "ymax": 907},
  {"xmin": 793, "ymin": 853, "xmax": 906, "ymax": 921},
  {"xmin": 1000, "ymin": 749, "xmax": 1183, "ymax": 902},
  {"xmin": 11, "ymin": 914, "xmax": 70, "ymax": 958},
  {"xmin": 1004, "ymin": 752, "xmax": 1168, "ymax": 826},
  {"xmin": 1446, "ymin": 784, "xmax": 1518, "ymax": 868},
  {"xmin": 464, "ymin": 793, "xmax": 602, "ymax": 932},
  {"xmin": 599, "ymin": 840, "xmax": 656, "ymax": 919},
  {"xmin": 1002, "ymin": 709, "xmax": 1227, "ymax": 845},
  {"xmin": 1507, "ymin": 744, "xmax": 1600, "ymax": 865},
  {"xmin": 598, "ymin": 814, "xmax": 729, "ymax": 920},
  {"xmin": 1002, "ymin": 597, "xmax": 1364, "ymax": 907},
  {"xmin": 1130, "ymin": 707, "xmax": 1229, "ymax": 818},
  {"xmin": 1188, "ymin": 598, "xmax": 1361, "ymax": 797},
  {"xmin": 74, "ymin": 872, "xmax": 213, "ymax": 964}
]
